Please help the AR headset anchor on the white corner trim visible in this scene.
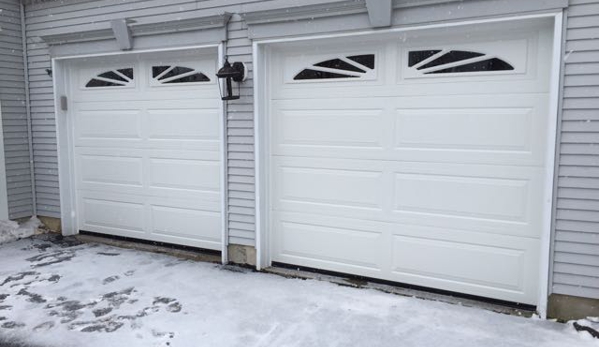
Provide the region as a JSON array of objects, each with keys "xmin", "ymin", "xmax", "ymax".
[
  {"xmin": 537, "ymin": 11, "xmax": 564, "ymax": 319},
  {"xmin": 52, "ymin": 58, "xmax": 77, "ymax": 236},
  {"xmin": 0, "ymin": 103, "xmax": 10, "ymax": 220},
  {"xmin": 253, "ymin": 41, "xmax": 264, "ymax": 270},
  {"xmin": 218, "ymin": 42, "xmax": 229, "ymax": 265}
]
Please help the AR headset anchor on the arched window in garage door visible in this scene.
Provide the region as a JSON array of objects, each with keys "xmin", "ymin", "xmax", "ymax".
[
  {"xmin": 151, "ymin": 65, "xmax": 211, "ymax": 84},
  {"xmin": 408, "ymin": 50, "xmax": 514, "ymax": 74},
  {"xmin": 85, "ymin": 68, "xmax": 134, "ymax": 88},
  {"xmin": 293, "ymin": 54, "xmax": 376, "ymax": 80}
]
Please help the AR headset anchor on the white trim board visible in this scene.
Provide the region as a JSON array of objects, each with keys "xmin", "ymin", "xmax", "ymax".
[
  {"xmin": 0, "ymin": 103, "xmax": 10, "ymax": 221},
  {"xmin": 253, "ymin": 12, "xmax": 563, "ymax": 317},
  {"xmin": 218, "ymin": 42, "xmax": 229, "ymax": 265},
  {"xmin": 538, "ymin": 10, "xmax": 565, "ymax": 318},
  {"xmin": 52, "ymin": 45, "xmax": 227, "ymax": 256}
]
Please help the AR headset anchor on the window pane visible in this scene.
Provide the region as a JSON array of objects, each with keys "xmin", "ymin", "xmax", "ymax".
[
  {"xmin": 427, "ymin": 58, "xmax": 514, "ymax": 74},
  {"xmin": 419, "ymin": 50, "xmax": 484, "ymax": 70},
  {"xmin": 163, "ymin": 73, "xmax": 211, "ymax": 83},
  {"xmin": 158, "ymin": 66, "xmax": 194, "ymax": 80},
  {"xmin": 294, "ymin": 69, "xmax": 358, "ymax": 80},
  {"xmin": 117, "ymin": 68, "xmax": 134, "ymax": 79},
  {"xmin": 348, "ymin": 54, "xmax": 375, "ymax": 69},
  {"xmin": 98, "ymin": 71, "xmax": 128, "ymax": 82},
  {"xmin": 408, "ymin": 50, "xmax": 441, "ymax": 67},
  {"xmin": 152, "ymin": 66, "xmax": 170, "ymax": 78},
  {"xmin": 314, "ymin": 59, "xmax": 365, "ymax": 73},
  {"xmin": 85, "ymin": 79, "xmax": 124, "ymax": 87}
]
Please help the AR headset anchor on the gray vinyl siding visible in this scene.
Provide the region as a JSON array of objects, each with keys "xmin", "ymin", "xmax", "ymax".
[
  {"xmin": 23, "ymin": 6, "xmax": 60, "ymax": 218},
  {"xmin": 0, "ymin": 0, "xmax": 34, "ymax": 219},
  {"xmin": 551, "ymin": 0, "xmax": 599, "ymax": 299},
  {"xmin": 226, "ymin": 15, "xmax": 255, "ymax": 246}
]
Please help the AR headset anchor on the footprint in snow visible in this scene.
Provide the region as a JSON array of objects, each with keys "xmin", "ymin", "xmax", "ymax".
[
  {"xmin": 102, "ymin": 275, "xmax": 120, "ymax": 285},
  {"xmin": 152, "ymin": 297, "xmax": 182, "ymax": 313}
]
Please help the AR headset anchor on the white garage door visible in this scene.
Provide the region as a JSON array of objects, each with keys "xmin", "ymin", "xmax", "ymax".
[
  {"xmin": 70, "ymin": 49, "xmax": 222, "ymax": 250},
  {"xmin": 267, "ymin": 19, "xmax": 554, "ymax": 304}
]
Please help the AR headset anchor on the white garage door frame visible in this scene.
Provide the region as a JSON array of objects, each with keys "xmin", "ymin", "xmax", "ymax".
[
  {"xmin": 253, "ymin": 12, "xmax": 564, "ymax": 317},
  {"xmin": 51, "ymin": 43, "xmax": 229, "ymax": 264}
]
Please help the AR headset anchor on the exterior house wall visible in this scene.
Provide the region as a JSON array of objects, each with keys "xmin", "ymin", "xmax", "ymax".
[
  {"xmin": 19, "ymin": 0, "xmax": 599, "ymax": 316},
  {"xmin": 0, "ymin": 0, "xmax": 34, "ymax": 219},
  {"xmin": 551, "ymin": 0, "xmax": 599, "ymax": 301}
]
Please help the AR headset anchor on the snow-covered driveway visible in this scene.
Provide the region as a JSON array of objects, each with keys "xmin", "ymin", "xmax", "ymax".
[{"xmin": 0, "ymin": 235, "xmax": 595, "ymax": 347}]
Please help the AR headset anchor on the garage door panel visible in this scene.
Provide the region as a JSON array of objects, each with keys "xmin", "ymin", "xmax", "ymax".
[
  {"xmin": 273, "ymin": 212, "xmax": 387, "ymax": 274},
  {"xmin": 79, "ymin": 197, "xmax": 146, "ymax": 233},
  {"xmin": 272, "ymin": 95, "xmax": 548, "ymax": 166},
  {"xmin": 78, "ymin": 196, "xmax": 221, "ymax": 248},
  {"xmin": 274, "ymin": 165, "xmax": 384, "ymax": 210},
  {"xmin": 272, "ymin": 211, "xmax": 539, "ymax": 303},
  {"xmin": 389, "ymin": 225, "xmax": 539, "ymax": 303},
  {"xmin": 147, "ymin": 108, "xmax": 220, "ymax": 141},
  {"xmin": 75, "ymin": 150, "xmax": 220, "ymax": 199},
  {"xmin": 395, "ymin": 107, "xmax": 533, "ymax": 152},
  {"xmin": 392, "ymin": 236, "xmax": 524, "ymax": 290},
  {"xmin": 74, "ymin": 109, "xmax": 142, "ymax": 143},
  {"xmin": 394, "ymin": 173, "xmax": 529, "ymax": 223},
  {"xmin": 149, "ymin": 158, "xmax": 220, "ymax": 193},
  {"xmin": 78, "ymin": 154, "xmax": 143, "ymax": 187},
  {"xmin": 273, "ymin": 108, "xmax": 385, "ymax": 149},
  {"xmin": 273, "ymin": 156, "xmax": 543, "ymax": 238},
  {"xmin": 151, "ymin": 205, "xmax": 221, "ymax": 243}
]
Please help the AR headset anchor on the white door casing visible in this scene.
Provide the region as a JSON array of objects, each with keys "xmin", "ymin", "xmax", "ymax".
[
  {"xmin": 265, "ymin": 18, "xmax": 555, "ymax": 305},
  {"xmin": 66, "ymin": 49, "xmax": 222, "ymax": 250}
]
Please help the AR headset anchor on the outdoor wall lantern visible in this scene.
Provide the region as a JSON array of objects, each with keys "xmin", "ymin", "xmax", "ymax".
[{"xmin": 216, "ymin": 58, "xmax": 247, "ymax": 101}]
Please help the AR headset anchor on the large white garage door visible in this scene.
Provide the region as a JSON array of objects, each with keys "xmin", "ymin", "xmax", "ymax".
[
  {"xmin": 70, "ymin": 49, "xmax": 222, "ymax": 250},
  {"xmin": 268, "ymin": 19, "xmax": 554, "ymax": 304}
]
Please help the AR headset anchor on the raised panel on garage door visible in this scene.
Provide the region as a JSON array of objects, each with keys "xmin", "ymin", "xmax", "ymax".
[
  {"xmin": 71, "ymin": 50, "xmax": 222, "ymax": 250},
  {"xmin": 268, "ymin": 18, "xmax": 554, "ymax": 305}
]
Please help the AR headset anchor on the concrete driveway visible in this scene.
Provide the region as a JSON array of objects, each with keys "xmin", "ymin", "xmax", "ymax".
[{"xmin": 0, "ymin": 235, "xmax": 595, "ymax": 347}]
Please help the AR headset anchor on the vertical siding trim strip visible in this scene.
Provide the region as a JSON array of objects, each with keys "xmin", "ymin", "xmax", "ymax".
[
  {"xmin": 538, "ymin": 11, "xmax": 566, "ymax": 319},
  {"xmin": 252, "ymin": 40, "xmax": 263, "ymax": 269},
  {"xmin": 219, "ymin": 41, "xmax": 229, "ymax": 264},
  {"xmin": 20, "ymin": 2, "xmax": 36, "ymax": 216},
  {"xmin": 548, "ymin": 7, "xmax": 569, "ymax": 304}
]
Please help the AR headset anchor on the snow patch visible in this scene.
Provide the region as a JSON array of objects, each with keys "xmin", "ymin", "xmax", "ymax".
[
  {"xmin": 0, "ymin": 216, "xmax": 43, "ymax": 244},
  {"xmin": 0, "ymin": 236, "xmax": 597, "ymax": 347}
]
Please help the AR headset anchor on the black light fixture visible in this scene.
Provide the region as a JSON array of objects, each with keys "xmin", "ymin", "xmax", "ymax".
[{"xmin": 216, "ymin": 58, "xmax": 246, "ymax": 101}]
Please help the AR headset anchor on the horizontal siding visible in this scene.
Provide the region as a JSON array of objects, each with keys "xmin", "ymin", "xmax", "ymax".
[
  {"xmin": 227, "ymin": 14, "xmax": 255, "ymax": 246},
  {"xmin": 551, "ymin": 0, "xmax": 599, "ymax": 299},
  {"xmin": 0, "ymin": 0, "xmax": 34, "ymax": 219}
]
